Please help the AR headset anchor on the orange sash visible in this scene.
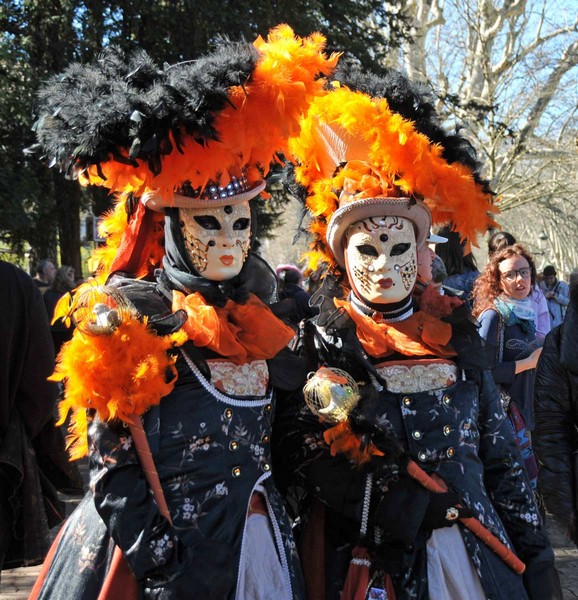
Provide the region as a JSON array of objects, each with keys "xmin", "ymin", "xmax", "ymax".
[
  {"xmin": 173, "ymin": 291, "xmax": 295, "ymax": 364},
  {"xmin": 335, "ymin": 298, "xmax": 456, "ymax": 359}
]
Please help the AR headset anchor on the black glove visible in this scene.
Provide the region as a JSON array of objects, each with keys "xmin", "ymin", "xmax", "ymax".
[
  {"xmin": 523, "ymin": 559, "xmax": 563, "ymax": 600},
  {"xmin": 420, "ymin": 491, "xmax": 472, "ymax": 531},
  {"xmin": 349, "ymin": 384, "xmax": 405, "ymax": 463}
]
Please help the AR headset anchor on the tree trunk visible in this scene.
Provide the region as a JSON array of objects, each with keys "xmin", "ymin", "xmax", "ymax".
[{"xmin": 54, "ymin": 174, "xmax": 82, "ymax": 275}]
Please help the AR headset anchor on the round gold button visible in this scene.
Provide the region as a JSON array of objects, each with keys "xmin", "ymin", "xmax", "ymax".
[
  {"xmin": 224, "ymin": 408, "xmax": 233, "ymax": 419},
  {"xmin": 442, "ymin": 395, "xmax": 451, "ymax": 406},
  {"xmin": 263, "ymin": 404, "xmax": 272, "ymax": 414},
  {"xmin": 229, "ymin": 441, "xmax": 239, "ymax": 451},
  {"xmin": 443, "ymin": 425, "xmax": 451, "ymax": 436},
  {"xmin": 446, "ymin": 447, "xmax": 455, "ymax": 458},
  {"xmin": 232, "ymin": 466, "xmax": 241, "ymax": 477},
  {"xmin": 261, "ymin": 434, "xmax": 270, "ymax": 444},
  {"xmin": 418, "ymin": 452, "xmax": 427, "ymax": 461},
  {"xmin": 412, "ymin": 430, "xmax": 422, "ymax": 440},
  {"xmin": 263, "ymin": 463, "xmax": 271, "ymax": 471},
  {"xmin": 403, "ymin": 396, "xmax": 412, "ymax": 406}
]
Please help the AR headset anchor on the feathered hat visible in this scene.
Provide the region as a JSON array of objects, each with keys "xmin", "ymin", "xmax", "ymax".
[
  {"xmin": 31, "ymin": 25, "xmax": 339, "ymax": 281},
  {"xmin": 287, "ymin": 64, "xmax": 497, "ymax": 270}
]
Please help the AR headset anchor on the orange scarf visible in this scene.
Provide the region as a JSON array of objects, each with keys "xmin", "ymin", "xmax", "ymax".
[
  {"xmin": 173, "ymin": 291, "xmax": 295, "ymax": 365},
  {"xmin": 335, "ymin": 298, "xmax": 456, "ymax": 359}
]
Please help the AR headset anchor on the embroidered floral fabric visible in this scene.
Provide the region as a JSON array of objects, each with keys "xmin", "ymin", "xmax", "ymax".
[
  {"xmin": 273, "ymin": 328, "xmax": 552, "ymax": 600},
  {"xmin": 32, "ymin": 351, "xmax": 304, "ymax": 600}
]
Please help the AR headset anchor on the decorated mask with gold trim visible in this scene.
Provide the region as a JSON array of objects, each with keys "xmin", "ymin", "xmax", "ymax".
[
  {"xmin": 344, "ymin": 215, "xmax": 417, "ymax": 304},
  {"xmin": 180, "ymin": 203, "xmax": 251, "ymax": 281}
]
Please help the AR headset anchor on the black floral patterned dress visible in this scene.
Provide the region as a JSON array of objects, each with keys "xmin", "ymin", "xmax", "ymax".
[
  {"xmin": 32, "ymin": 280, "xmax": 305, "ymax": 600},
  {"xmin": 273, "ymin": 278, "xmax": 559, "ymax": 600}
]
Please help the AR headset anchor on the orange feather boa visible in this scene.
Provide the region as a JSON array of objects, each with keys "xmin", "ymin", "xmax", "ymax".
[
  {"xmin": 288, "ymin": 86, "xmax": 498, "ymax": 271},
  {"xmin": 51, "ymin": 319, "xmax": 187, "ymax": 459}
]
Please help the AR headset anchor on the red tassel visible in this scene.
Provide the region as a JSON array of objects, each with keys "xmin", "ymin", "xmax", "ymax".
[{"xmin": 342, "ymin": 546, "xmax": 373, "ymax": 600}]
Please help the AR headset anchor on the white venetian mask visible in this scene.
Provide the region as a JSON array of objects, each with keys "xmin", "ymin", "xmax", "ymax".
[
  {"xmin": 344, "ymin": 215, "xmax": 418, "ymax": 304},
  {"xmin": 179, "ymin": 203, "xmax": 251, "ymax": 281}
]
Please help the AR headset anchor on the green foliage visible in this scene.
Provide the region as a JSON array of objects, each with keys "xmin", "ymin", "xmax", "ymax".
[{"xmin": 0, "ymin": 0, "xmax": 409, "ymax": 267}]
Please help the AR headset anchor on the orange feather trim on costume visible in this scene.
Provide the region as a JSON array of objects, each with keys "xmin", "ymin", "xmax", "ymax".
[
  {"xmin": 50, "ymin": 318, "xmax": 187, "ymax": 459},
  {"xmin": 79, "ymin": 27, "xmax": 338, "ymax": 199},
  {"xmin": 288, "ymin": 86, "xmax": 498, "ymax": 271},
  {"xmin": 323, "ymin": 421, "xmax": 383, "ymax": 465}
]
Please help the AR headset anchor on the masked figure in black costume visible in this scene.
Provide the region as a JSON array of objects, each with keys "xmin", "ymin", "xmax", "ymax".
[{"xmin": 29, "ymin": 25, "xmax": 338, "ymax": 600}]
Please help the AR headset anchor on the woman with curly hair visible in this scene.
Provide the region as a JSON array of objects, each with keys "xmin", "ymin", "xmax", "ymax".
[
  {"xmin": 472, "ymin": 243, "xmax": 543, "ymax": 488},
  {"xmin": 487, "ymin": 231, "xmax": 551, "ymax": 343}
]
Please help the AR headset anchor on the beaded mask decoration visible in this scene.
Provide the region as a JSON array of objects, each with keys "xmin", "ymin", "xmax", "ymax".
[{"xmin": 180, "ymin": 203, "xmax": 251, "ymax": 281}]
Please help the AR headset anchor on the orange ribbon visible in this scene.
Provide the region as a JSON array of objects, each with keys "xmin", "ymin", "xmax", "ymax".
[
  {"xmin": 173, "ymin": 290, "xmax": 295, "ymax": 364},
  {"xmin": 335, "ymin": 299, "xmax": 456, "ymax": 359}
]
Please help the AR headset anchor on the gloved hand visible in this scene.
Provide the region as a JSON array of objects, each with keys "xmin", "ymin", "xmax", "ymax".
[{"xmin": 420, "ymin": 491, "xmax": 472, "ymax": 531}]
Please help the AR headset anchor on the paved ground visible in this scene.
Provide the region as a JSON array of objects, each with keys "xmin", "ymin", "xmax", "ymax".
[
  {"xmin": 549, "ymin": 517, "xmax": 578, "ymax": 600},
  {"xmin": 1, "ymin": 506, "xmax": 576, "ymax": 599},
  {"xmin": 0, "ymin": 491, "xmax": 81, "ymax": 600}
]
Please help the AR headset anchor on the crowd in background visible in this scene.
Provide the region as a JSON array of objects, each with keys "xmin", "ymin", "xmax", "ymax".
[{"xmin": 31, "ymin": 259, "xmax": 83, "ymax": 354}]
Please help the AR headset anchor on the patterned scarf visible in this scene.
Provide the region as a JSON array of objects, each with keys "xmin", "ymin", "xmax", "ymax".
[{"xmin": 494, "ymin": 296, "xmax": 536, "ymax": 336}]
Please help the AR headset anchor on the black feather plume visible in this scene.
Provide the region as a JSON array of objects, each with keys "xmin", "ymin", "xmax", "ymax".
[{"xmin": 31, "ymin": 42, "xmax": 258, "ymax": 179}]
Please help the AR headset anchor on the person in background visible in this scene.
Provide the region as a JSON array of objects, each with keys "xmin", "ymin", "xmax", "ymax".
[
  {"xmin": 534, "ymin": 275, "xmax": 578, "ymax": 548},
  {"xmin": 276, "ymin": 264, "xmax": 316, "ymax": 324},
  {"xmin": 473, "ymin": 244, "xmax": 543, "ymax": 489},
  {"xmin": 32, "ymin": 259, "xmax": 56, "ymax": 295},
  {"xmin": 488, "ymin": 231, "xmax": 550, "ymax": 344},
  {"xmin": 435, "ymin": 225, "xmax": 480, "ymax": 299},
  {"xmin": 43, "ymin": 265, "xmax": 76, "ymax": 354},
  {"xmin": 0, "ymin": 261, "xmax": 82, "ymax": 577},
  {"xmin": 539, "ymin": 265, "xmax": 569, "ymax": 329},
  {"xmin": 304, "ymin": 265, "xmax": 324, "ymax": 295},
  {"xmin": 487, "ymin": 230, "xmax": 517, "ymax": 256},
  {"xmin": 430, "ymin": 253, "xmax": 447, "ymax": 292},
  {"xmin": 413, "ymin": 232, "xmax": 446, "ymax": 289}
]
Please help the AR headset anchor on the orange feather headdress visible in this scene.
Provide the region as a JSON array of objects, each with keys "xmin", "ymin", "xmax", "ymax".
[
  {"xmin": 33, "ymin": 25, "xmax": 339, "ymax": 282},
  {"xmin": 287, "ymin": 79, "xmax": 498, "ymax": 271}
]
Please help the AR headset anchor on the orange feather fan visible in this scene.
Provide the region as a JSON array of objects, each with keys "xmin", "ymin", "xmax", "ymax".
[
  {"xmin": 50, "ymin": 283, "xmax": 187, "ymax": 459},
  {"xmin": 288, "ymin": 86, "xmax": 498, "ymax": 270}
]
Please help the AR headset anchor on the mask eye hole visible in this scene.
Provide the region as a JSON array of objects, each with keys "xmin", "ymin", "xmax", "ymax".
[
  {"xmin": 233, "ymin": 218, "xmax": 250, "ymax": 231},
  {"xmin": 390, "ymin": 243, "xmax": 411, "ymax": 256},
  {"xmin": 356, "ymin": 244, "xmax": 379, "ymax": 257},
  {"xmin": 193, "ymin": 216, "xmax": 221, "ymax": 230}
]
